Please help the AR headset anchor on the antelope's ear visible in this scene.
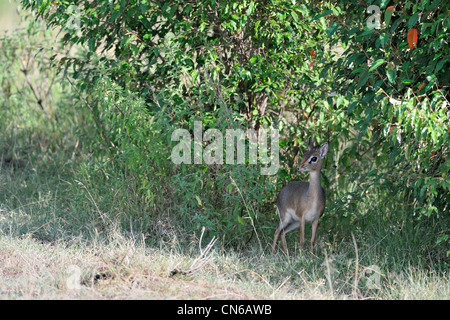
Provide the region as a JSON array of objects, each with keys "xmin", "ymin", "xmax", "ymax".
[
  {"xmin": 319, "ymin": 142, "xmax": 329, "ymax": 159},
  {"xmin": 308, "ymin": 136, "xmax": 314, "ymax": 150}
]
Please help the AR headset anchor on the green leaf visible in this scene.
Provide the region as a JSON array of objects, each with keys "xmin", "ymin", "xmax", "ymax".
[
  {"xmin": 390, "ymin": 17, "xmax": 403, "ymax": 32},
  {"xmin": 195, "ymin": 195, "xmax": 202, "ymax": 206},
  {"xmin": 360, "ymin": 29, "xmax": 376, "ymax": 38},
  {"xmin": 111, "ymin": 9, "xmax": 120, "ymax": 22},
  {"xmin": 379, "ymin": 32, "xmax": 389, "ymax": 47},
  {"xmin": 348, "ymin": 101, "xmax": 358, "ymax": 114},
  {"xmin": 254, "ymin": 19, "xmax": 261, "ymax": 31},
  {"xmin": 435, "ymin": 58, "xmax": 447, "ymax": 73},
  {"xmin": 237, "ymin": 215, "xmax": 246, "ymax": 225},
  {"xmin": 436, "ymin": 234, "xmax": 448, "ymax": 246},
  {"xmin": 191, "ymin": 70, "xmax": 199, "ymax": 84},
  {"xmin": 428, "ymin": 0, "xmax": 442, "ymax": 11},
  {"xmin": 387, "ymin": 68, "xmax": 397, "ymax": 84},
  {"xmin": 369, "ymin": 59, "xmax": 385, "ymax": 72},
  {"xmin": 408, "ymin": 13, "xmax": 420, "ymax": 29},
  {"xmin": 359, "ymin": 121, "xmax": 368, "ymax": 137},
  {"xmin": 361, "ymin": 91, "xmax": 375, "ymax": 103},
  {"xmin": 365, "ymin": 106, "xmax": 373, "ymax": 122},
  {"xmin": 380, "ymin": 0, "xmax": 390, "ymax": 8},
  {"xmin": 326, "ymin": 22, "xmax": 339, "ymax": 37},
  {"xmin": 88, "ymin": 38, "xmax": 96, "ymax": 52},
  {"xmin": 290, "ymin": 10, "xmax": 299, "ymax": 23},
  {"xmin": 384, "ymin": 7, "xmax": 394, "ymax": 25},
  {"xmin": 184, "ymin": 4, "xmax": 193, "ymax": 14},
  {"xmin": 357, "ymin": 69, "xmax": 369, "ymax": 88},
  {"xmin": 312, "ymin": 10, "xmax": 333, "ymax": 21},
  {"xmin": 246, "ymin": 1, "xmax": 255, "ymax": 16},
  {"xmin": 130, "ymin": 44, "xmax": 139, "ymax": 56}
]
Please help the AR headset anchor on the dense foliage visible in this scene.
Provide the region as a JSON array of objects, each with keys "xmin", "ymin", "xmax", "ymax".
[{"xmin": 18, "ymin": 0, "xmax": 449, "ymax": 252}]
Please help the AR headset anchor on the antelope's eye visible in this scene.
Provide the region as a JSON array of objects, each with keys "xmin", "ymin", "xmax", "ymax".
[{"xmin": 309, "ymin": 156, "xmax": 318, "ymax": 164}]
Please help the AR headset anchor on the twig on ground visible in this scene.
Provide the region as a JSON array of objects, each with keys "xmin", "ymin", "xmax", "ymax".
[{"xmin": 169, "ymin": 227, "xmax": 217, "ymax": 277}]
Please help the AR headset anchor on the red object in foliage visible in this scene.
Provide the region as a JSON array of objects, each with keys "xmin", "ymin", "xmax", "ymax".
[
  {"xmin": 417, "ymin": 83, "xmax": 425, "ymax": 91},
  {"xmin": 408, "ymin": 28, "xmax": 418, "ymax": 50},
  {"xmin": 310, "ymin": 49, "xmax": 315, "ymax": 68}
]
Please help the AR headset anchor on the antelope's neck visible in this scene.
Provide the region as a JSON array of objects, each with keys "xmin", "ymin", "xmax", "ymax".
[{"xmin": 308, "ymin": 170, "xmax": 322, "ymax": 199}]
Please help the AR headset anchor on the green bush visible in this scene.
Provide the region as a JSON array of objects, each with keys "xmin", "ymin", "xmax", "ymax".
[
  {"xmin": 18, "ymin": 0, "xmax": 449, "ymax": 253},
  {"xmin": 320, "ymin": 0, "xmax": 449, "ymax": 226}
]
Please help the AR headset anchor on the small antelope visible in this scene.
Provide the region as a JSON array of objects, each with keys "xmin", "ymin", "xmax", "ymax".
[{"xmin": 272, "ymin": 137, "xmax": 328, "ymax": 254}]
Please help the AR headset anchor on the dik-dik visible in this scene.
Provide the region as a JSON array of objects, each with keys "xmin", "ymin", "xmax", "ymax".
[{"xmin": 272, "ymin": 137, "xmax": 328, "ymax": 254}]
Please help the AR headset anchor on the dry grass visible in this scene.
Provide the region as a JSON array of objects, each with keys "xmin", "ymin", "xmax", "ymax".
[
  {"xmin": 0, "ymin": 232, "xmax": 332, "ymax": 299},
  {"xmin": 2, "ymin": 230, "xmax": 448, "ymax": 300},
  {"xmin": 0, "ymin": 233, "xmax": 236, "ymax": 299}
]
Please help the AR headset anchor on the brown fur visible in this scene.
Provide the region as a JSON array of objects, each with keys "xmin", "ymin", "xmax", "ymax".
[{"xmin": 272, "ymin": 137, "xmax": 328, "ymax": 254}]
